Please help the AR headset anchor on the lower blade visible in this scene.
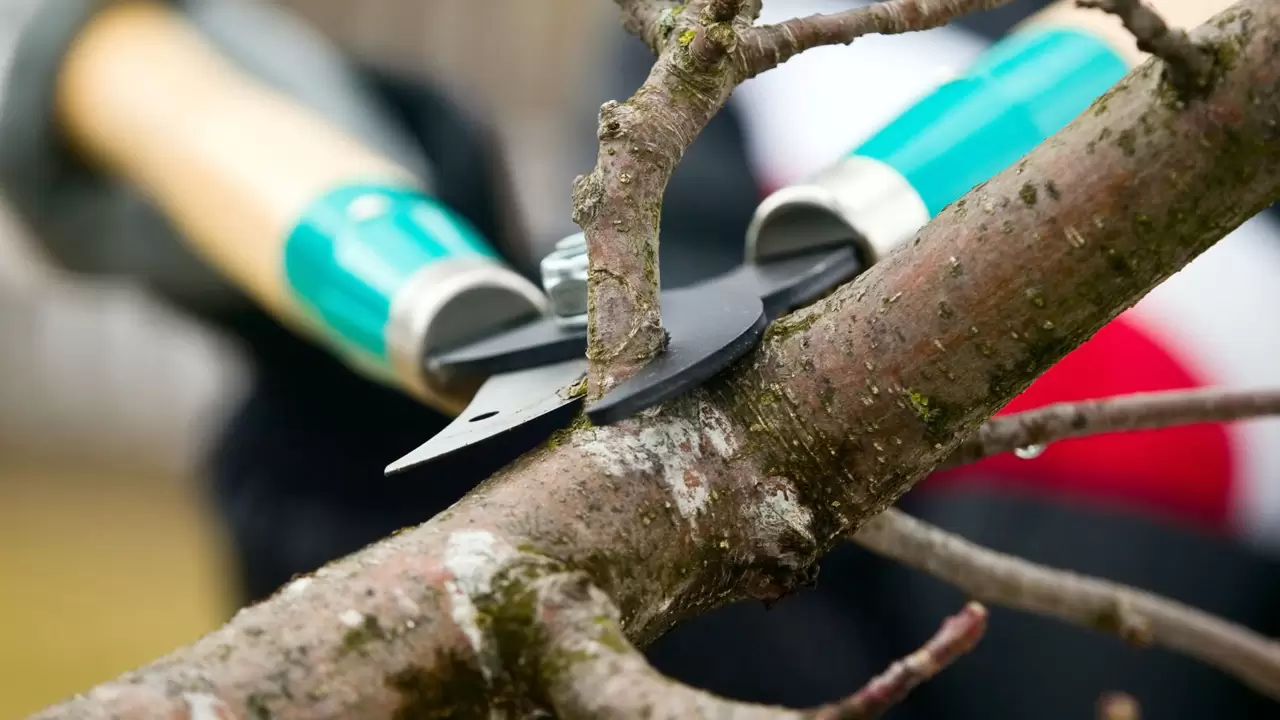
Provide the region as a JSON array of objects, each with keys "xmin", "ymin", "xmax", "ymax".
[
  {"xmin": 585, "ymin": 274, "xmax": 766, "ymax": 425},
  {"xmin": 385, "ymin": 359, "xmax": 587, "ymax": 477}
]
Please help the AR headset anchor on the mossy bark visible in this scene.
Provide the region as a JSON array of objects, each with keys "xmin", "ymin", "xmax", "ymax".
[{"xmin": 30, "ymin": 2, "xmax": 1280, "ymax": 718}]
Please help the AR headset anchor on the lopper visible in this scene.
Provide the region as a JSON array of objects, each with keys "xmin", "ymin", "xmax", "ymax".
[{"xmin": 0, "ymin": 0, "xmax": 1219, "ymax": 483}]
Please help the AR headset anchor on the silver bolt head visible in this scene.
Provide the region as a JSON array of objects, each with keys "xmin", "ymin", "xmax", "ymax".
[{"xmin": 540, "ymin": 232, "xmax": 589, "ymax": 327}]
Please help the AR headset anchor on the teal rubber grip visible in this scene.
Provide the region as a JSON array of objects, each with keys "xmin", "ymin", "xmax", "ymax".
[
  {"xmin": 853, "ymin": 26, "xmax": 1130, "ymax": 217},
  {"xmin": 284, "ymin": 182, "xmax": 500, "ymax": 368}
]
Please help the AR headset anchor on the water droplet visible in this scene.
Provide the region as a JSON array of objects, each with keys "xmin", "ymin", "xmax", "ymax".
[{"xmin": 1014, "ymin": 443, "xmax": 1047, "ymax": 459}]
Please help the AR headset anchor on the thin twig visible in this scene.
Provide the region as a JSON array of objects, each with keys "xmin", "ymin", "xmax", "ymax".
[
  {"xmin": 940, "ymin": 387, "xmax": 1280, "ymax": 469},
  {"xmin": 534, "ymin": 572, "xmax": 986, "ymax": 719},
  {"xmin": 815, "ymin": 602, "xmax": 989, "ymax": 720},
  {"xmin": 851, "ymin": 508, "xmax": 1280, "ymax": 699},
  {"xmin": 739, "ymin": 0, "xmax": 1016, "ymax": 78},
  {"xmin": 1077, "ymin": 0, "xmax": 1215, "ymax": 96}
]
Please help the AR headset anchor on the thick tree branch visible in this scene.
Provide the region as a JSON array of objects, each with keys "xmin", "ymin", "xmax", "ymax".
[
  {"xmin": 1078, "ymin": 0, "xmax": 1215, "ymax": 96},
  {"xmin": 740, "ymin": 0, "xmax": 1016, "ymax": 78},
  {"xmin": 28, "ymin": 1, "xmax": 1280, "ymax": 717},
  {"xmin": 941, "ymin": 387, "xmax": 1280, "ymax": 469},
  {"xmin": 535, "ymin": 571, "xmax": 985, "ymax": 720},
  {"xmin": 852, "ymin": 509, "xmax": 1280, "ymax": 699}
]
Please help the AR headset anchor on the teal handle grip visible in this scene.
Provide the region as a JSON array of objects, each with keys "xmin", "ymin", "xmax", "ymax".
[
  {"xmin": 284, "ymin": 182, "xmax": 501, "ymax": 370},
  {"xmin": 853, "ymin": 26, "xmax": 1130, "ymax": 217}
]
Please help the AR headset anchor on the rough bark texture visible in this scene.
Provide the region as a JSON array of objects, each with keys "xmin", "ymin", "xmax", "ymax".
[
  {"xmin": 28, "ymin": 1, "xmax": 1280, "ymax": 718},
  {"xmin": 1079, "ymin": 0, "xmax": 1216, "ymax": 95}
]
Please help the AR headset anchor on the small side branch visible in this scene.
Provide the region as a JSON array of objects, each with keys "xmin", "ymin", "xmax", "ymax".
[
  {"xmin": 534, "ymin": 572, "xmax": 985, "ymax": 719},
  {"xmin": 1077, "ymin": 0, "xmax": 1215, "ymax": 96},
  {"xmin": 940, "ymin": 387, "xmax": 1280, "ymax": 469},
  {"xmin": 814, "ymin": 602, "xmax": 988, "ymax": 720},
  {"xmin": 739, "ymin": 0, "xmax": 1016, "ymax": 78},
  {"xmin": 851, "ymin": 509, "xmax": 1280, "ymax": 699}
]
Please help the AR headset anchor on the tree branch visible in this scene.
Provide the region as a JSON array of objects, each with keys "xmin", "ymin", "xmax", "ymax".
[
  {"xmin": 28, "ymin": 1, "xmax": 1280, "ymax": 717},
  {"xmin": 740, "ymin": 0, "xmax": 1016, "ymax": 78},
  {"xmin": 940, "ymin": 387, "xmax": 1280, "ymax": 469},
  {"xmin": 852, "ymin": 509, "xmax": 1280, "ymax": 699},
  {"xmin": 614, "ymin": 0, "xmax": 681, "ymax": 54},
  {"xmin": 814, "ymin": 602, "xmax": 988, "ymax": 720},
  {"xmin": 535, "ymin": 570, "xmax": 985, "ymax": 720},
  {"xmin": 1077, "ymin": 0, "xmax": 1215, "ymax": 96},
  {"xmin": 574, "ymin": 0, "xmax": 749, "ymax": 397}
]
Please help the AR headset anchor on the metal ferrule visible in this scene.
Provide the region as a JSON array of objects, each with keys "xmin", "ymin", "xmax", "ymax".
[
  {"xmin": 745, "ymin": 155, "xmax": 930, "ymax": 266},
  {"xmin": 746, "ymin": 20, "xmax": 1133, "ymax": 269},
  {"xmin": 282, "ymin": 182, "xmax": 548, "ymax": 414},
  {"xmin": 387, "ymin": 256, "xmax": 547, "ymax": 413}
]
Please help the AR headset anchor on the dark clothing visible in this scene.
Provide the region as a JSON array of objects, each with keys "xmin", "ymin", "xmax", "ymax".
[{"xmin": 168, "ymin": 3, "xmax": 1280, "ymax": 718}]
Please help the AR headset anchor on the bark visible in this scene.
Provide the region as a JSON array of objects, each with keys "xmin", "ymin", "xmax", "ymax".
[
  {"xmin": 739, "ymin": 0, "xmax": 1017, "ymax": 78},
  {"xmin": 1078, "ymin": 0, "xmax": 1215, "ymax": 95},
  {"xmin": 28, "ymin": 0, "xmax": 1280, "ymax": 718}
]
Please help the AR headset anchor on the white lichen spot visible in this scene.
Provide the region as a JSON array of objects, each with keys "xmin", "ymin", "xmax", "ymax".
[
  {"xmin": 338, "ymin": 609, "xmax": 365, "ymax": 628},
  {"xmin": 578, "ymin": 401, "xmax": 740, "ymax": 529},
  {"xmin": 442, "ymin": 531, "xmax": 519, "ymax": 683},
  {"xmin": 393, "ymin": 587, "xmax": 421, "ymax": 615},
  {"xmin": 699, "ymin": 403, "xmax": 739, "ymax": 457},
  {"xmin": 581, "ymin": 422, "xmax": 710, "ymax": 526},
  {"xmin": 183, "ymin": 692, "xmax": 232, "ymax": 720},
  {"xmin": 283, "ymin": 577, "xmax": 312, "ymax": 598},
  {"xmin": 445, "ymin": 580, "xmax": 486, "ymax": 675},
  {"xmin": 751, "ymin": 481, "xmax": 816, "ymax": 556}
]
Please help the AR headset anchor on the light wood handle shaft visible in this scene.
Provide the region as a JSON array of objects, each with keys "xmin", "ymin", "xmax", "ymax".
[{"xmin": 54, "ymin": 0, "xmax": 416, "ymax": 326}]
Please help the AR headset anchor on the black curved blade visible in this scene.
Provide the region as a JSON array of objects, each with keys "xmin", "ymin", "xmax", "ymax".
[
  {"xmin": 745, "ymin": 245, "xmax": 862, "ymax": 320},
  {"xmin": 385, "ymin": 359, "xmax": 587, "ymax": 477},
  {"xmin": 585, "ymin": 275, "xmax": 767, "ymax": 425}
]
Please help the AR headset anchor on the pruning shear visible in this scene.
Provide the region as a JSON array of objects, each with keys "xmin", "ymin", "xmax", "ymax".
[
  {"xmin": 0, "ymin": 0, "xmax": 1136, "ymax": 484},
  {"xmin": 385, "ymin": 208, "xmax": 896, "ymax": 477},
  {"xmin": 386, "ymin": 14, "xmax": 1141, "ymax": 477}
]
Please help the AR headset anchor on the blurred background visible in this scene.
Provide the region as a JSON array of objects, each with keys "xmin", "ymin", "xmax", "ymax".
[{"xmin": 0, "ymin": 0, "xmax": 616, "ymax": 715}]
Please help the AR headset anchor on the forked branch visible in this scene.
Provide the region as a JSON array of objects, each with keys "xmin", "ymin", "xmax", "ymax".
[
  {"xmin": 535, "ymin": 570, "xmax": 986, "ymax": 720},
  {"xmin": 1077, "ymin": 0, "xmax": 1215, "ymax": 95},
  {"xmin": 852, "ymin": 509, "xmax": 1280, "ymax": 699}
]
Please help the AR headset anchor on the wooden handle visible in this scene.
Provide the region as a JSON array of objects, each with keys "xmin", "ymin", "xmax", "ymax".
[
  {"xmin": 1027, "ymin": 0, "xmax": 1239, "ymax": 64},
  {"xmin": 54, "ymin": 0, "xmax": 416, "ymax": 327}
]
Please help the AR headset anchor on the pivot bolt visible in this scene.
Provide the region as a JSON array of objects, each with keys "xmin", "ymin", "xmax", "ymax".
[{"xmin": 540, "ymin": 232, "xmax": 589, "ymax": 327}]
